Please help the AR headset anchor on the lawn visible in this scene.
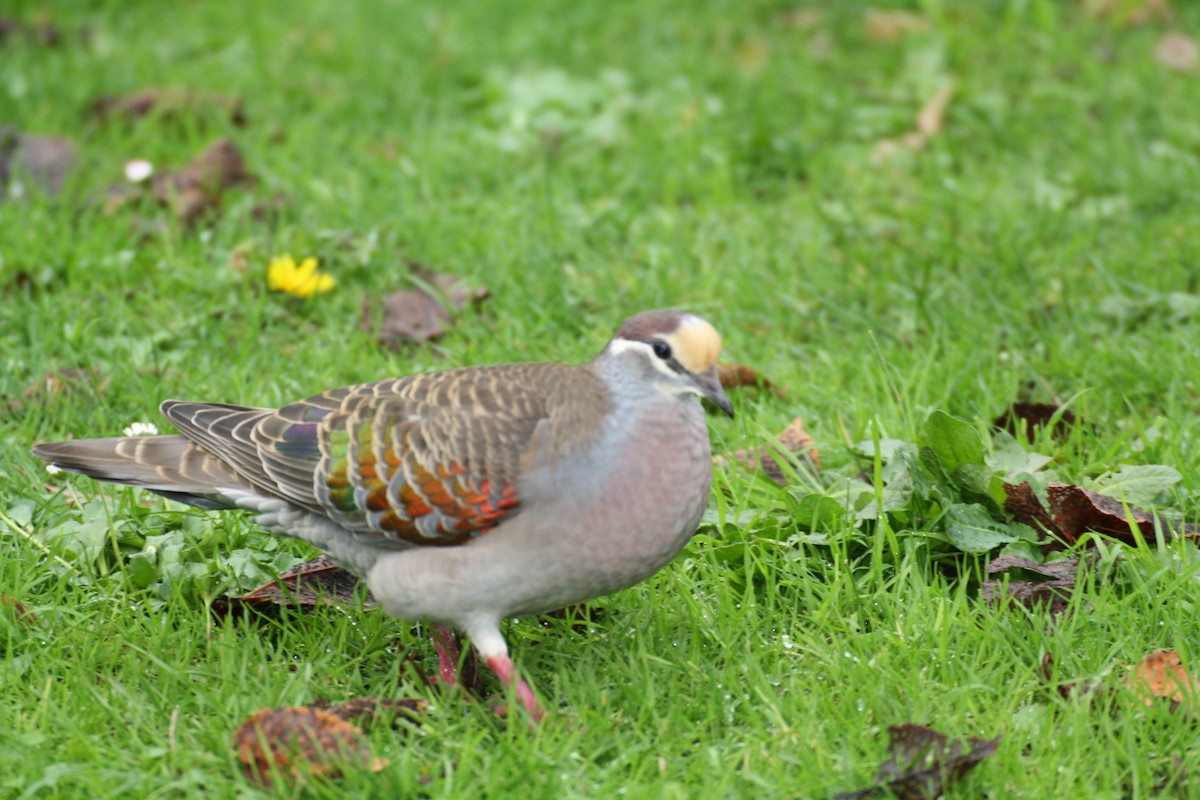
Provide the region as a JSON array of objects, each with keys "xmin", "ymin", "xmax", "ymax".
[{"xmin": 4, "ymin": 0, "xmax": 1200, "ymax": 797}]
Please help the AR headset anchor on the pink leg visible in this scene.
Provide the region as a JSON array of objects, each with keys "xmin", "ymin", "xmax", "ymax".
[
  {"xmin": 431, "ymin": 624, "xmax": 461, "ymax": 686},
  {"xmin": 484, "ymin": 653, "xmax": 546, "ymax": 723}
]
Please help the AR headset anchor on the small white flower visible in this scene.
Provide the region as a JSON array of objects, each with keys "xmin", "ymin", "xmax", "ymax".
[
  {"xmin": 45, "ymin": 464, "xmax": 62, "ymax": 475},
  {"xmin": 124, "ymin": 159, "xmax": 154, "ymax": 183},
  {"xmin": 122, "ymin": 421, "xmax": 159, "ymax": 437}
]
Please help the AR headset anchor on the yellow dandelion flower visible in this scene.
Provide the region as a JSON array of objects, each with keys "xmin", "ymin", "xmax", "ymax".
[{"xmin": 267, "ymin": 255, "xmax": 336, "ymax": 298}]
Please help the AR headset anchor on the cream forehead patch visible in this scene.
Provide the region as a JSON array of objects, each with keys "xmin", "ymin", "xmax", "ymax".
[{"xmin": 666, "ymin": 315, "xmax": 721, "ymax": 373}]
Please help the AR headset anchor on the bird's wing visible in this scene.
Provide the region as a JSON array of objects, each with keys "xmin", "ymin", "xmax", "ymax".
[{"xmin": 164, "ymin": 364, "xmax": 569, "ymax": 546}]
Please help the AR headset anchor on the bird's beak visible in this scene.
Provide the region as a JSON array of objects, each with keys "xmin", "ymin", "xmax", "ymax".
[{"xmin": 694, "ymin": 368, "xmax": 734, "ymax": 418}]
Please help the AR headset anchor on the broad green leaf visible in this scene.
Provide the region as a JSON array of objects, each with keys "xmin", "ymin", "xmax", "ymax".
[
  {"xmin": 943, "ymin": 503, "xmax": 1032, "ymax": 554},
  {"xmin": 1087, "ymin": 465, "xmax": 1181, "ymax": 506},
  {"xmin": 987, "ymin": 431, "xmax": 1054, "ymax": 477},
  {"xmin": 850, "ymin": 438, "xmax": 913, "ymax": 462},
  {"xmin": 855, "ymin": 458, "xmax": 914, "ymax": 521},
  {"xmin": 918, "ymin": 411, "xmax": 986, "ymax": 474},
  {"xmin": 792, "ymin": 494, "xmax": 847, "ymax": 531},
  {"xmin": 126, "ymin": 551, "xmax": 159, "ymax": 588},
  {"xmin": 6, "ymin": 501, "xmax": 35, "ymax": 528}
]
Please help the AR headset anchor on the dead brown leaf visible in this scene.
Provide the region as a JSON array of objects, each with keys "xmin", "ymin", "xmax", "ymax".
[
  {"xmin": 376, "ymin": 266, "xmax": 489, "ymax": 348},
  {"xmin": 835, "ymin": 723, "xmax": 1001, "ymax": 800},
  {"xmin": 153, "ymin": 138, "xmax": 254, "ymax": 226},
  {"xmin": 714, "ymin": 416, "xmax": 820, "ymax": 484},
  {"xmin": 89, "ymin": 88, "xmax": 247, "ymax": 127},
  {"xmin": 101, "ymin": 138, "xmax": 254, "ymax": 227},
  {"xmin": 1002, "ymin": 481, "xmax": 1200, "ymax": 549},
  {"xmin": 0, "ymin": 128, "xmax": 77, "ymax": 198},
  {"xmin": 1155, "ymin": 32, "xmax": 1198, "ymax": 72},
  {"xmin": 1127, "ymin": 650, "xmax": 1197, "ymax": 708},
  {"xmin": 981, "ymin": 554, "xmax": 1081, "ymax": 614},
  {"xmin": 234, "ymin": 706, "xmax": 385, "ymax": 787},
  {"xmin": 864, "ymin": 9, "xmax": 930, "ymax": 43},
  {"xmin": 212, "ymin": 555, "xmax": 374, "ymax": 616},
  {"xmin": 993, "ymin": 401, "xmax": 1079, "ymax": 440},
  {"xmin": 380, "ymin": 288, "xmax": 451, "ymax": 346},
  {"xmin": 1048, "ymin": 483, "xmax": 1200, "ymax": 545},
  {"xmin": 410, "ymin": 263, "xmax": 491, "ymax": 311},
  {"xmin": 716, "ymin": 363, "xmax": 786, "ymax": 398},
  {"xmin": 1044, "ymin": 649, "xmax": 1200, "ymax": 712},
  {"xmin": 1, "ymin": 595, "xmax": 34, "ymax": 626}
]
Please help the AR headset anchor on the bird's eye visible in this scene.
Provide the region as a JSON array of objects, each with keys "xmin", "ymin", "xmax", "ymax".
[{"xmin": 652, "ymin": 340, "xmax": 672, "ymax": 360}]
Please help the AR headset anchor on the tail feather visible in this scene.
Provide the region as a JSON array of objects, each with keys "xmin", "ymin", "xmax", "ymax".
[{"xmin": 32, "ymin": 435, "xmax": 252, "ymax": 510}]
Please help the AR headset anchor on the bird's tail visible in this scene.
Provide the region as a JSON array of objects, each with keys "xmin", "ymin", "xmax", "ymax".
[{"xmin": 32, "ymin": 435, "xmax": 250, "ymax": 510}]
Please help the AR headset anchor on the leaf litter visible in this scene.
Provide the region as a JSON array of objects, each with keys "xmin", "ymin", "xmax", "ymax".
[
  {"xmin": 1044, "ymin": 649, "xmax": 1200, "ymax": 714},
  {"xmin": 0, "ymin": 127, "xmax": 77, "ymax": 199},
  {"xmin": 89, "ymin": 88, "xmax": 247, "ymax": 127},
  {"xmin": 714, "ymin": 417, "xmax": 821, "ymax": 484},
  {"xmin": 1003, "ymin": 479, "xmax": 1200, "ymax": 547},
  {"xmin": 234, "ymin": 697, "xmax": 426, "ymax": 787},
  {"xmin": 835, "ymin": 723, "xmax": 1000, "ymax": 800},
  {"xmin": 102, "ymin": 137, "xmax": 254, "ymax": 227},
  {"xmin": 212, "ymin": 555, "xmax": 375, "ymax": 616},
  {"xmin": 370, "ymin": 262, "xmax": 490, "ymax": 347}
]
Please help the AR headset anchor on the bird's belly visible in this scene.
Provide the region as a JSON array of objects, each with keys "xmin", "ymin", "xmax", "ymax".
[
  {"xmin": 461, "ymin": 404, "xmax": 713, "ymax": 617},
  {"xmin": 366, "ymin": 403, "xmax": 713, "ymax": 626}
]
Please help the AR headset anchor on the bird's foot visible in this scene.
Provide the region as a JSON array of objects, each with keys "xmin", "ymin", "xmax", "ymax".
[
  {"xmin": 484, "ymin": 653, "xmax": 546, "ymax": 723},
  {"xmin": 431, "ymin": 624, "xmax": 462, "ymax": 687}
]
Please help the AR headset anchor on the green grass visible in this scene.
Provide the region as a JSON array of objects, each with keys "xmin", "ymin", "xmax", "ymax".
[{"xmin": 4, "ymin": 0, "xmax": 1200, "ymax": 796}]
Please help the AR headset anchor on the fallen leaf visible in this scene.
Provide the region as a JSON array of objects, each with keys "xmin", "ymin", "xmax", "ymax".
[
  {"xmin": 376, "ymin": 266, "xmax": 489, "ymax": 348},
  {"xmin": 835, "ymin": 723, "xmax": 1000, "ymax": 800},
  {"xmin": 409, "ymin": 263, "xmax": 491, "ymax": 311},
  {"xmin": 0, "ymin": 595, "xmax": 34, "ymax": 626},
  {"xmin": 1047, "ymin": 483, "xmax": 1200, "ymax": 545},
  {"xmin": 980, "ymin": 554, "xmax": 1080, "ymax": 613},
  {"xmin": 1127, "ymin": 650, "xmax": 1196, "ymax": 708},
  {"xmin": 152, "ymin": 138, "xmax": 254, "ymax": 225},
  {"xmin": 0, "ymin": 128, "xmax": 77, "ymax": 198},
  {"xmin": 1002, "ymin": 482, "xmax": 1060, "ymax": 538},
  {"xmin": 1154, "ymin": 32, "xmax": 1198, "ymax": 72},
  {"xmin": 212, "ymin": 555, "xmax": 374, "ymax": 615},
  {"xmin": 379, "ymin": 288, "xmax": 451, "ymax": 345},
  {"xmin": 714, "ymin": 416, "xmax": 820, "ymax": 484},
  {"xmin": 234, "ymin": 706, "xmax": 385, "ymax": 787},
  {"xmin": 863, "ymin": 9, "xmax": 930, "ymax": 43},
  {"xmin": 89, "ymin": 88, "xmax": 247, "ymax": 127},
  {"xmin": 716, "ymin": 363, "xmax": 786, "ymax": 398},
  {"xmin": 1002, "ymin": 481, "xmax": 1200, "ymax": 548},
  {"xmin": 992, "ymin": 401, "xmax": 1079, "ymax": 440}
]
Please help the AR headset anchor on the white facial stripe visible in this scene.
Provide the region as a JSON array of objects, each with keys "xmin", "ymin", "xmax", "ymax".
[{"xmin": 608, "ymin": 337, "xmax": 677, "ymax": 376}]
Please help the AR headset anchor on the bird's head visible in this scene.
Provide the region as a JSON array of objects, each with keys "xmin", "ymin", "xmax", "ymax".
[{"xmin": 599, "ymin": 309, "xmax": 734, "ymax": 417}]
